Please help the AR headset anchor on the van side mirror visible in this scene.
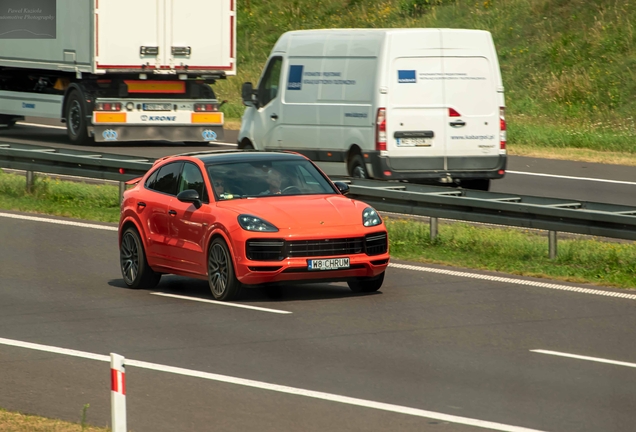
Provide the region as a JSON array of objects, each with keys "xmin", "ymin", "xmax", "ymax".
[
  {"xmin": 333, "ymin": 181, "xmax": 350, "ymax": 196},
  {"xmin": 242, "ymin": 82, "xmax": 257, "ymax": 108},
  {"xmin": 177, "ymin": 189, "xmax": 202, "ymax": 209}
]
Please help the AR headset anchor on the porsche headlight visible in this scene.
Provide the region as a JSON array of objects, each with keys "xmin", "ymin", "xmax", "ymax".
[
  {"xmin": 362, "ymin": 207, "xmax": 381, "ymax": 227},
  {"xmin": 238, "ymin": 214, "xmax": 279, "ymax": 232}
]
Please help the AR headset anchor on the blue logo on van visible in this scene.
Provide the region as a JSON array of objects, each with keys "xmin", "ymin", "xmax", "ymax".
[
  {"xmin": 398, "ymin": 70, "xmax": 417, "ymax": 83},
  {"xmin": 287, "ymin": 65, "xmax": 304, "ymax": 90}
]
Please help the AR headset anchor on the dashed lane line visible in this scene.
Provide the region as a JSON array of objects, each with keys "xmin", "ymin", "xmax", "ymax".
[
  {"xmin": 3, "ymin": 211, "xmax": 634, "ymax": 302},
  {"xmin": 531, "ymin": 350, "xmax": 636, "ymax": 369}
]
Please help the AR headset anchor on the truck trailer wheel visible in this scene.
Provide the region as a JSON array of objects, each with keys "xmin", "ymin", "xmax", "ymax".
[
  {"xmin": 0, "ymin": 115, "xmax": 18, "ymax": 129},
  {"xmin": 65, "ymin": 91, "xmax": 92, "ymax": 145}
]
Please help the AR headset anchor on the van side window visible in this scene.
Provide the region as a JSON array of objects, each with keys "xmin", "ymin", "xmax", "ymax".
[{"xmin": 258, "ymin": 56, "xmax": 282, "ymax": 107}]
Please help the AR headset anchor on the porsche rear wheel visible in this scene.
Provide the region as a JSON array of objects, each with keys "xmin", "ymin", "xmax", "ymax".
[
  {"xmin": 120, "ymin": 228, "xmax": 161, "ymax": 289},
  {"xmin": 208, "ymin": 238, "xmax": 242, "ymax": 301},
  {"xmin": 348, "ymin": 271, "xmax": 385, "ymax": 293}
]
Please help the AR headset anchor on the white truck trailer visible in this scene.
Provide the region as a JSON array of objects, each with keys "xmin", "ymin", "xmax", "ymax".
[{"xmin": 0, "ymin": 0, "xmax": 235, "ymax": 144}]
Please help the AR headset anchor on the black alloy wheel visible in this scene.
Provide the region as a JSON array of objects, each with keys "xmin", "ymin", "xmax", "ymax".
[
  {"xmin": 120, "ymin": 228, "xmax": 161, "ymax": 289},
  {"xmin": 208, "ymin": 238, "xmax": 242, "ymax": 301},
  {"xmin": 348, "ymin": 271, "xmax": 385, "ymax": 293}
]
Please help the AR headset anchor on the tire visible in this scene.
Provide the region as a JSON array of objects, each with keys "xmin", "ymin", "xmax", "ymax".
[
  {"xmin": 348, "ymin": 153, "xmax": 368, "ymax": 179},
  {"xmin": 347, "ymin": 271, "xmax": 385, "ymax": 293},
  {"xmin": 120, "ymin": 227, "xmax": 162, "ymax": 289},
  {"xmin": 208, "ymin": 238, "xmax": 242, "ymax": 301},
  {"xmin": 239, "ymin": 140, "xmax": 254, "ymax": 150},
  {"xmin": 0, "ymin": 115, "xmax": 17, "ymax": 129},
  {"xmin": 461, "ymin": 179, "xmax": 490, "ymax": 191},
  {"xmin": 65, "ymin": 90, "xmax": 92, "ymax": 145}
]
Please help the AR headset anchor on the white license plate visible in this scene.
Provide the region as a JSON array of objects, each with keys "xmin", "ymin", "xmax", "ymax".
[
  {"xmin": 397, "ymin": 137, "xmax": 432, "ymax": 147},
  {"xmin": 307, "ymin": 257, "xmax": 350, "ymax": 271},
  {"xmin": 143, "ymin": 103, "xmax": 173, "ymax": 111}
]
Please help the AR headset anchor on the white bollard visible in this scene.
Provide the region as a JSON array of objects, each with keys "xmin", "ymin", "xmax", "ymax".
[{"xmin": 110, "ymin": 353, "xmax": 127, "ymax": 432}]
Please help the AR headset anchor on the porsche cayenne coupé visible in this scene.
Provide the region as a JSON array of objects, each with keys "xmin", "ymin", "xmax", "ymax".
[{"xmin": 118, "ymin": 150, "xmax": 389, "ymax": 301}]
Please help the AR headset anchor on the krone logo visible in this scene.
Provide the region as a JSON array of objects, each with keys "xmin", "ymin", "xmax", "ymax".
[
  {"xmin": 202, "ymin": 129, "xmax": 217, "ymax": 141},
  {"xmin": 102, "ymin": 129, "xmax": 118, "ymax": 141}
]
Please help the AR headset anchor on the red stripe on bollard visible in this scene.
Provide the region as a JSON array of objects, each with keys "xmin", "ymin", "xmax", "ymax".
[
  {"xmin": 111, "ymin": 368, "xmax": 118, "ymax": 392},
  {"xmin": 121, "ymin": 372, "xmax": 126, "ymax": 395}
]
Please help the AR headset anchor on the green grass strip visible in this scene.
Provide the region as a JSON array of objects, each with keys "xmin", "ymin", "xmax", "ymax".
[{"xmin": 1, "ymin": 170, "xmax": 635, "ymax": 289}]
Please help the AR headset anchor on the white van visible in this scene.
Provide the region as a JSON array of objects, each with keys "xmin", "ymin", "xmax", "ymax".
[{"xmin": 238, "ymin": 28, "xmax": 506, "ymax": 190}]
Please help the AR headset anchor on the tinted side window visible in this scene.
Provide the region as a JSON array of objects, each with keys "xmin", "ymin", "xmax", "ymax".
[
  {"xmin": 258, "ymin": 57, "xmax": 282, "ymax": 107},
  {"xmin": 153, "ymin": 162, "xmax": 183, "ymax": 196},
  {"xmin": 144, "ymin": 169, "xmax": 159, "ymax": 190},
  {"xmin": 179, "ymin": 162, "xmax": 208, "ymax": 202}
]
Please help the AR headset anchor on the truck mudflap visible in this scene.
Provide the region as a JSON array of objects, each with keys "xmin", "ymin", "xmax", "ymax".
[
  {"xmin": 365, "ymin": 151, "xmax": 507, "ymax": 181},
  {"xmin": 91, "ymin": 125, "xmax": 224, "ymax": 143}
]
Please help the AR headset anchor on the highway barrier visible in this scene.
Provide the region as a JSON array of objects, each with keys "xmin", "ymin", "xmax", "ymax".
[{"xmin": 1, "ymin": 143, "xmax": 636, "ymax": 258}]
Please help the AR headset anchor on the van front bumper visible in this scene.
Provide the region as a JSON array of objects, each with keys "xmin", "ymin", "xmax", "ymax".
[{"xmin": 365, "ymin": 152, "xmax": 507, "ymax": 182}]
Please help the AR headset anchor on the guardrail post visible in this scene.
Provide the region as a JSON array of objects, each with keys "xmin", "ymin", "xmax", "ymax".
[
  {"xmin": 119, "ymin": 181, "xmax": 126, "ymax": 204},
  {"xmin": 26, "ymin": 170, "xmax": 34, "ymax": 193},
  {"xmin": 110, "ymin": 353, "xmax": 127, "ymax": 432},
  {"xmin": 430, "ymin": 217, "xmax": 438, "ymax": 241},
  {"xmin": 549, "ymin": 231, "xmax": 557, "ymax": 259}
]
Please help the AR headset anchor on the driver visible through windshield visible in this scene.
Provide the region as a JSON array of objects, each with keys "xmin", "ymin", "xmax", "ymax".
[{"xmin": 207, "ymin": 159, "xmax": 337, "ymax": 200}]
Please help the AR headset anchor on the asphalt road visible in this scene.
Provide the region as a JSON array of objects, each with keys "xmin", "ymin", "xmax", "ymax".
[
  {"xmin": 1, "ymin": 212, "xmax": 636, "ymax": 431},
  {"xmin": 2, "ymin": 117, "xmax": 636, "ymax": 207}
]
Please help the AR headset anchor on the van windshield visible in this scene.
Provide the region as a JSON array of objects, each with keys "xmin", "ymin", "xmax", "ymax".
[{"xmin": 207, "ymin": 159, "xmax": 336, "ymax": 200}]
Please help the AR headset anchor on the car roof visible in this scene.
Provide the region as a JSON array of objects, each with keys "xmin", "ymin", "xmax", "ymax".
[{"xmin": 168, "ymin": 150, "xmax": 308, "ymax": 165}]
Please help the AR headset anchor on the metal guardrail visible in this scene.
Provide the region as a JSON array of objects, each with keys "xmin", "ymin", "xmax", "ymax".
[
  {"xmin": 0, "ymin": 142, "xmax": 154, "ymax": 196},
  {"xmin": 1, "ymin": 143, "xmax": 635, "ymax": 258}
]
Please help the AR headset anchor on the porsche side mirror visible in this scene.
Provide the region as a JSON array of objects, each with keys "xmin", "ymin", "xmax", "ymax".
[
  {"xmin": 177, "ymin": 189, "xmax": 202, "ymax": 209},
  {"xmin": 334, "ymin": 181, "xmax": 350, "ymax": 196}
]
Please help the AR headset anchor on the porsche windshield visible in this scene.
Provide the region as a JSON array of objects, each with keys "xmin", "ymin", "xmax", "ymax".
[{"xmin": 207, "ymin": 159, "xmax": 337, "ymax": 200}]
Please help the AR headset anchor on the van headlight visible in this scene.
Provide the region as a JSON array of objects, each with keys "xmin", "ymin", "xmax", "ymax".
[
  {"xmin": 362, "ymin": 207, "xmax": 381, "ymax": 227},
  {"xmin": 238, "ymin": 214, "xmax": 279, "ymax": 232}
]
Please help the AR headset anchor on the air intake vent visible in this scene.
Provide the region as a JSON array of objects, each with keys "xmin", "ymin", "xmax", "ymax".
[
  {"xmin": 246, "ymin": 240, "xmax": 285, "ymax": 261},
  {"xmin": 365, "ymin": 233, "xmax": 388, "ymax": 256}
]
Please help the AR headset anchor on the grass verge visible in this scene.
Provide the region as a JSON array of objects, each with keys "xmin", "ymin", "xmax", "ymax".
[
  {"xmin": 1, "ymin": 170, "xmax": 635, "ymax": 289},
  {"xmin": 0, "ymin": 407, "xmax": 108, "ymax": 432}
]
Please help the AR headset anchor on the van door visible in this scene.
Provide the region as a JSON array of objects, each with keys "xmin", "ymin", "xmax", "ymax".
[
  {"xmin": 387, "ymin": 56, "xmax": 446, "ymax": 171},
  {"xmin": 441, "ymin": 30, "xmax": 501, "ymax": 170},
  {"xmin": 252, "ymin": 56, "xmax": 283, "ymax": 150}
]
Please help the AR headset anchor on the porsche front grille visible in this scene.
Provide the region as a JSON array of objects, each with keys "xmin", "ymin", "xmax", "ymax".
[{"xmin": 246, "ymin": 234, "xmax": 387, "ymax": 262}]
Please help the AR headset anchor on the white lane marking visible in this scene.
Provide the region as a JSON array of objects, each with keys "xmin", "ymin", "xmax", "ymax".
[
  {"xmin": 209, "ymin": 142, "xmax": 238, "ymax": 147},
  {"xmin": 389, "ymin": 263, "xmax": 636, "ymax": 300},
  {"xmin": 4, "ymin": 211, "xmax": 634, "ymax": 302},
  {"xmin": 0, "ymin": 212, "xmax": 118, "ymax": 231},
  {"xmin": 16, "ymin": 122, "xmax": 67, "ymax": 130},
  {"xmin": 507, "ymin": 170, "xmax": 636, "ymax": 186},
  {"xmin": 151, "ymin": 292, "xmax": 292, "ymax": 314},
  {"xmin": 0, "ymin": 337, "xmax": 545, "ymax": 432},
  {"xmin": 531, "ymin": 350, "xmax": 636, "ymax": 369}
]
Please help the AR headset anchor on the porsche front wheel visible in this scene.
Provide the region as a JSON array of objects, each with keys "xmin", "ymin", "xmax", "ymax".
[
  {"xmin": 120, "ymin": 228, "xmax": 161, "ymax": 289},
  {"xmin": 348, "ymin": 271, "xmax": 385, "ymax": 293},
  {"xmin": 208, "ymin": 238, "xmax": 242, "ymax": 301}
]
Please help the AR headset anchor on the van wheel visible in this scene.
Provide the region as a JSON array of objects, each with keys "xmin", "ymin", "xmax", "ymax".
[
  {"xmin": 461, "ymin": 179, "xmax": 490, "ymax": 191},
  {"xmin": 348, "ymin": 154, "xmax": 368, "ymax": 179},
  {"xmin": 239, "ymin": 140, "xmax": 254, "ymax": 150},
  {"xmin": 0, "ymin": 115, "xmax": 18, "ymax": 129}
]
